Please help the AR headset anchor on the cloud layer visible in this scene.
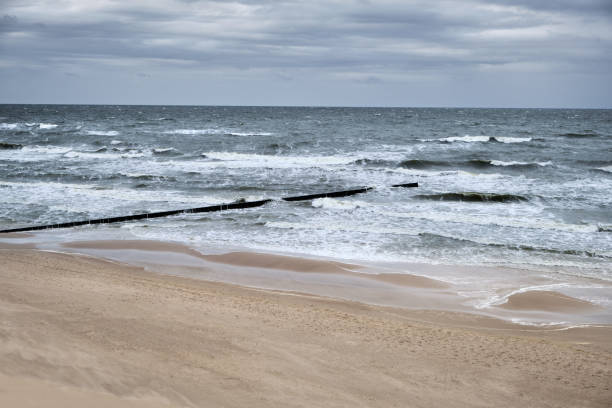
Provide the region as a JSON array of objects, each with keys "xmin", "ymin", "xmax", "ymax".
[{"xmin": 1, "ymin": 0, "xmax": 611, "ymax": 107}]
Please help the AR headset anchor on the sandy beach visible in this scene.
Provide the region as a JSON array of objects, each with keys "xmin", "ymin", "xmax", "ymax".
[{"xmin": 1, "ymin": 244, "xmax": 611, "ymax": 407}]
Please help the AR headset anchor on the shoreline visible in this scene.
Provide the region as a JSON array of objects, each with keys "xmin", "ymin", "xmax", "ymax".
[
  {"xmin": 1, "ymin": 246, "xmax": 611, "ymax": 407},
  {"xmin": 0, "ymin": 233, "xmax": 610, "ymax": 327}
]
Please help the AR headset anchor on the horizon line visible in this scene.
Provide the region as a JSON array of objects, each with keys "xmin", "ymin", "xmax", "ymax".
[{"xmin": 1, "ymin": 102, "xmax": 611, "ymax": 110}]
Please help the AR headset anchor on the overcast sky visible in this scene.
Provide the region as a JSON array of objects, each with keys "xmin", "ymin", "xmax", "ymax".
[{"xmin": 1, "ymin": 0, "xmax": 611, "ymax": 107}]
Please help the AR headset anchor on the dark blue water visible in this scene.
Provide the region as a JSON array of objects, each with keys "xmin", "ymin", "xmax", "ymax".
[{"xmin": 1, "ymin": 105, "xmax": 611, "ymax": 315}]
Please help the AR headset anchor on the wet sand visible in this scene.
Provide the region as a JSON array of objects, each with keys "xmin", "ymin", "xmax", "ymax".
[
  {"xmin": 1, "ymin": 246, "xmax": 611, "ymax": 407},
  {"xmin": 63, "ymin": 240, "xmax": 451, "ymax": 290},
  {"xmin": 500, "ymin": 290, "xmax": 601, "ymax": 313}
]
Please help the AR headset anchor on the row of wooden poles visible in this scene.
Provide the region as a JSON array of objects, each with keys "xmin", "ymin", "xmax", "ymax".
[{"xmin": 0, "ymin": 182, "xmax": 418, "ymax": 234}]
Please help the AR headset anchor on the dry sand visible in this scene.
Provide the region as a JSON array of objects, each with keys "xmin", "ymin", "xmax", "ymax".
[{"xmin": 1, "ymin": 248, "xmax": 611, "ymax": 407}]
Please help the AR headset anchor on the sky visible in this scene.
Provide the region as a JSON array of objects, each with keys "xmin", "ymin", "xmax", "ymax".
[{"xmin": 1, "ymin": 0, "xmax": 611, "ymax": 108}]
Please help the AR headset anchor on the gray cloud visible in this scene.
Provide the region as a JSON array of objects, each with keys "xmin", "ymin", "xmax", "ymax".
[{"xmin": 1, "ymin": 0, "xmax": 610, "ymax": 107}]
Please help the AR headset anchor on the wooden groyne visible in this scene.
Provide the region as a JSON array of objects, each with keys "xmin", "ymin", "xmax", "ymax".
[{"xmin": 0, "ymin": 183, "xmax": 418, "ymax": 233}]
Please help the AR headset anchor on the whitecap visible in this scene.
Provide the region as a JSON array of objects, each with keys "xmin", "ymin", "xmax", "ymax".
[
  {"xmin": 0, "ymin": 123, "xmax": 19, "ymax": 130},
  {"xmin": 196, "ymin": 151, "xmax": 356, "ymax": 169},
  {"xmin": 152, "ymin": 147, "xmax": 181, "ymax": 156},
  {"xmin": 227, "ymin": 132, "xmax": 273, "ymax": 137},
  {"xmin": 490, "ymin": 160, "xmax": 552, "ymax": 167},
  {"xmin": 86, "ymin": 130, "xmax": 119, "ymax": 136},
  {"xmin": 39, "ymin": 123, "xmax": 58, "ymax": 129},
  {"xmin": 596, "ymin": 165, "xmax": 612, "ymax": 173},
  {"xmin": 443, "ymin": 135, "xmax": 491, "ymax": 143},
  {"xmin": 311, "ymin": 197, "xmax": 364, "ymax": 210},
  {"xmin": 164, "ymin": 129, "xmax": 224, "ymax": 135},
  {"xmin": 59, "ymin": 149, "xmax": 147, "ymax": 160},
  {"xmin": 110, "ymin": 140, "xmax": 123, "ymax": 145},
  {"xmin": 494, "ymin": 136, "xmax": 532, "ymax": 143}
]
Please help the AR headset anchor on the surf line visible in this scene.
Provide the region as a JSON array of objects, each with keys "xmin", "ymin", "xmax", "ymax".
[{"xmin": 0, "ymin": 183, "xmax": 418, "ymax": 233}]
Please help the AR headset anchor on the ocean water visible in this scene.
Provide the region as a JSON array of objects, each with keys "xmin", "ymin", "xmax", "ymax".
[{"xmin": 1, "ymin": 105, "xmax": 611, "ymax": 319}]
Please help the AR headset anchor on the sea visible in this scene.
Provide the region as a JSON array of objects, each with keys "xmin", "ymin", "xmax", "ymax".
[{"xmin": 1, "ymin": 105, "xmax": 611, "ymax": 323}]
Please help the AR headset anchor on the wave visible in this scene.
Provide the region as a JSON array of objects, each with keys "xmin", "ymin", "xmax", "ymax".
[
  {"xmin": 419, "ymin": 233, "xmax": 610, "ymax": 259},
  {"xmin": 62, "ymin": 149, "xmax": 147, "ymax": 160},
  {"xmin": 153, "ymin": 147, "xmax": 182, "ymax": 156},
  {"xmin": 197, "ymin": 152, "xmax": 355, "ymax": 169},
  {"xmin": 1, "ymin": 122, "xmax": 60, "ymax": 131},
  {"xmin": 227, "ymin": 132, "xmax": 273, "ymax": 137},
  {"xmin": 165, "ymin": 128, "xmax": 273, "ymax": 137},
  {"xmin": 119, "ymin": 173, "xmax": 177, "ymax": 181},
  {"xmin": 414, "ymin": 192, "xmax": 528, "ymax": 203},
  {"xmin": 559, "ymin": 131, "xmax": 599, "ymax": 138},
  {"xmin": 395, "ymin": 158, "xmax": 551, "ymax": 171},
  {"xmin": 386, "ymin": 210, "xmax": 599, "ymax": 233},
  {"xmin": 265, "ymin": 220, "xmax": 420, "ymax": 236},
  {"xmin": 0, "ymin": 142, "xmax": 23, "ymax": 149},
  {"xmin": 110, "ymin": 140, "xmax": 123, "ymax": 145},
  {"xmin": 399, "ymin": 159, "xmax": 447, "ymax": 168},
  {"xmin": 39, "ymin": 123, "xmax": 58, "ymax": 129},
  {"xmin": 165, "ymin": 129, "xmax": 224, "ymax": 135},
  {"xmin": 311, "ymin": 197, "xmax": 365, "ymax": 210},
  {"xmin": 422, "ymin": 135, "xmax": 532, "ymax": 144},
  {"xmin": 86, "ymin": 130, "xmax": 119, "ymax": 136},
  {"xmin": 353, "ymin": 158, "xmax": 397, "ymax": 167},
  {"xmin": 488, "ymin": 160, "xmax": 552, "ymax": 168},
  {"xmin": 0, "ymin": 180, "xmax": 228, "ymax": 209},
  {"xmin": 594, "ymin": 165, "xmax": 612, "ymax": 174},
  {"xmin": 14, "ymin": 145, "xmax": 73, "ymax": 158}
]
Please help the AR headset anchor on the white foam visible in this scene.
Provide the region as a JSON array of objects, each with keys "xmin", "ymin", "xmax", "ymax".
[
  {"xmin": 385, "ymin": 210, "xmax": 600, "ymax": 233},
  {"xmin": 494, "ymin": 136, "xmax": 532, "ymax": 143},
  {"xmin": 86, "ymin": 130, "xmax": 119, "ymax": 136},
  {"xmin": 596, "ymin": 165, "xmax": 612, "ymax": 173},
  {"xmin": 475, "ymin": 283, "xmax": 573, "ymax": 309},
  {"xmin": 164, "ymin": 129, "xmax": 224, "ymax": 135},
  {"xmin": 39, "ymin": 123, "xmax": 58, "ymax": 129},
  {"xmin": 311, "ymin": 197, "xmax": 365, "ymax": 210},
  {"xmin": 2, "ymin": 145, "xmax": 74, "ymax": 162},
  {"xmin": 0, "ymin": 123, "xmax": 18, "ymax": 130},
  {"xmin": 153, "ymin": 147, "xmax": 177, "ymax": 154},
  {"xmin": 227, "ymin": 132, "xmax": 273, "ymax": 137},
  {"xmin": 0, "ymin": 180, "xmax": 228, "ymax": 210},
  {"xmin": 25, "ymin": 145, "xmax": 73, "ymax": 154},
  {"xmin": 165, "ymin": 129, "xmax": 273, "ymax": 136},
  {"xmin": 197, "ymin": 152, "xmax": 356, "ymax": 169},
  {"xmin": 508, "ymin": 319, "xmax": 570, "ymax": 327},
  {"xmin": 110, "ymin": 140, "xmax": 123, "ymax": 145},
  {"xmin": 58, "ymin": 149, "xmax": 147, "ymax": 160},
  {"xmin": 490, "ymin": 160, "xmax": 552, "ymax": 167},
  {"xmin": 120, "ymin": 151, "xmax": 147, "ymax": 159},
  {"xmin": 444, "ymin": 135, "xmax": 491, "ymax": 143},
  {"xmin": 265, "ymin": 220, "xmax": 420, "ymax": 236}
]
